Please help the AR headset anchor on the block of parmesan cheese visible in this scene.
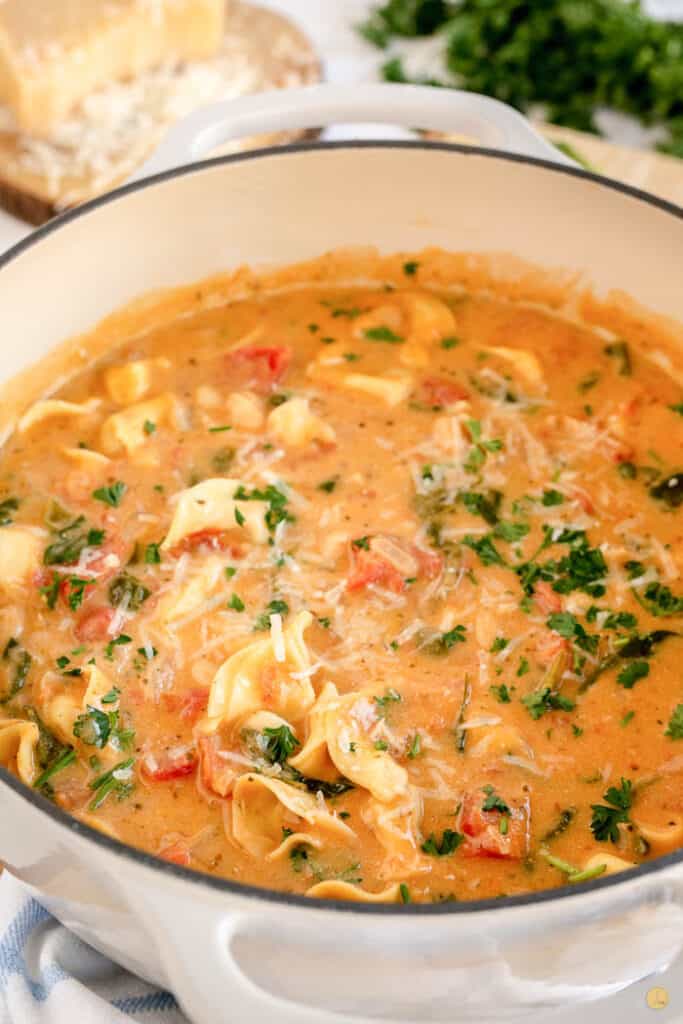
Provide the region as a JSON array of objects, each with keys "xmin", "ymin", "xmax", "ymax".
[{"xmin": 0, "ymin": 0, "xmax": 227, "ymax": 137}]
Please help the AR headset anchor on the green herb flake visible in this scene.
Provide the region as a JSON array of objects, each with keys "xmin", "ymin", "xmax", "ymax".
[
  {"xmin": 421, "ymin": 829, "xmax": 464, "ymax": 857},
  {"xmin": 590, "ymin": 778, "xmax": 633, "ymax": 843},
  {"xmin": 92, "ymin": 481, "xmax": 127, "ymax": 508},
  {"xmin": 363, "ymin": 326, "xmax": 404, "ymax": 344}
]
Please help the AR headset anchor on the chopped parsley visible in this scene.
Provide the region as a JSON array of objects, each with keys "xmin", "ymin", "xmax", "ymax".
[
  {"xmin": 633, "ymin": 581, "xmax": 683, "ymax": 617},
  {"xmin": 423, "ymin": 624, "xmax": 466, "ymax": 655},
  {"xmin": 144, "ymin": 542, "xmax": 161, "ymax": 564},
  {"xmin": 441, "ymin": 336, "xmax": 460, "ymax": 350},
  {"xmin": 351, "ymin": 536, "xmax": 370, "ymax": 550},
  {"xmin": 604, "ymin": 340, "xmax": 632, "ymax": 376},
  {"xmin": 462, "ymin": 533, "xmax": 506, "ymax": 567},
  {"xmin": 541, "ymin": 489, "xmax": 564, "ymax": 506},
  {"xmin": 403, "ymin": 260, "xmax": 419, "ymax": 276},
  {"xmin": 490, "ymin": 683, "xmax": 511, "ymax": 704},
  {"xmin": 143, "ymin": 419, "xmax": 156, "ymax": 435},
  {"xmin": 253, "ymin": 598, "xmax": 289, "ymax": 631},
  {"xmin": 233, "ymin": 484, "xmax": 294, "ymax": 533},
  {"xmin": 88, "ymin": 758, "xmax": 135, "ymax": 810},
  {"xmin": 547, "ymin": 611, "xmax": 598, "ymax": 654},
  {"xmin": 406, "ymin": 733, "xmax": 422, "ymax": 758},
  {"xmin": 590, "ymin": 778, "xmax": 633, "ymax": 843},
  {"xmin": 490, "ymin": 636, "xmax": 509, "ymax": 654},
  {"xmin": 108, "ymin": 573, "xmax": 151, "ymax": 611},
  {"xmin": 522, "ymin": 686, "xmax": 575, "ymax": 720},
  {"xmin": 43, "ymin": 516, "xmax": 104, "ymax": 566},
  {"xmin": 228, "ymin": 593, "xmax": 245, "ymax": 612},
  {"xmin": 374, "ymin": 688, "xmax": 401, "ymax": 717},
  {"xmin": 0, "ymin": 496, "xmax": 19, "ymax": 526},
  {"xmin": 317, "ymin": 477, "xmax": 339, "ymax": 494},
  {"xmin": 92, "ymin": 481, "xmax": 127, "ymax": 508},
  {"xmin": 649, "ymin": 472, "xmax": 683, "ymax": 509},
  {"xmin": 421, "ymin": 829, "xmax": 464, "ymax": 857},
  {"xmin": 0, "ymin": 639, "xmax": 31, "ymax": 703},
  {"xmin": 103, "ymin": 633, "xmax": 131, "ymax": 660},
  {"xmin": 73, "ymin": 704, "xmax": 134, "ymax": 751},
  {"xmin": 665, "ymin": 704, "xmax": 683, "ymax": 740},
  {"xmin": 363, "ymin": 326, "xmax": 404, "ymax": 343},
  {"xmin": 616, "ymin": 660, "xmax": 650, "ymax": 689},
  {"xmin": 481, "ymin": 785, "xmax": 510, "ymax": 814},
  {"xmin": 259, "ymin": 725, "xmax": 300, "ymax": 764},
  {"xmin": 461, "ymin": 489, "xmax": 502, "ymax": 526}
]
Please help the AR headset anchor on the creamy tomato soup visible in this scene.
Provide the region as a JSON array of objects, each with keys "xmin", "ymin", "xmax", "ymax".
[{"xmin": 0, "ymin": 252, "xmax": 682, "ymax": 904}]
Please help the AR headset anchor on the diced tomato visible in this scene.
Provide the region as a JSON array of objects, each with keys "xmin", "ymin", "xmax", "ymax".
[
  {"xmin": 172, "ymin": 529, "xmax": 243, "ymax": 557},
  {"xmin": 157, "ymin": 839, "xmax": 191, "ymax": 867},
  {"xmin": 413, "ymin": 545, "xmax": 444, "ymax": 580},
  {"xmin": 534, "ymin": 581, "xmax": 562, "ymax": 615},
  {"xmin": 198, "ymin": 733, "xmax": 234, "ymax": 798},
  {"xmin": 162, "ymin": 687, "xmax": 210, "ymax": 722},
  {"xmin": 347, "ymin": 536, "xmax": 443, "ymax": 594},
  {"xmin": 571, "ymin": 487, "xmax": 595, "ymax": 515},
  {"xmin": 421, "ymin": 377, "xmax": 469, "ymax": 407},
  {"xmin": 460, "ymin": 791, "xmax": 528, "ymax": 860},
  {"xmin": 347, "ymin": 548, "xmax": 406, "ymax": 594},
  {"xmin": 75, "ymin": 606, "xmax": 116, "ymax": 642},
  {"xmin": 84, "ymin": 537, "xmax": 131, "ymax": 577},
  {"xmin": 142, "ymin": 750, "xmax": 197, "ymax": 783},
  {"xmin": 231, "ymin": 345, "xmax": 291, "ymax": 389}
]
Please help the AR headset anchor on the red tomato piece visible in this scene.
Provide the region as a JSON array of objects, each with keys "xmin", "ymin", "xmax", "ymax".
[
  {"xmin": 197, "ymin": 733, "xmax": 234, "ymax": 798},
  {"xmin": 231, "ymin": 345, "xmax": 291, "ymax": 387},
  {"xmin": 347, "ymin": 548, "xmax": 406, "ymax": 594},
  {"xmin": 142, "ymin": 750, "xmax": 197, "ymax": 783},
  {"xmin": 413, "ymin": 545, "xmax": 444, "ymax": 580},
  {"xmin": 460, "ymin": 791, "xmax": 528, "ymax": 860},
  {"xmin": 157, "ymin": 840, "xmax": 191, "ymax": 866},
  {"xmin": 421, "ymin": 377, "xmax": 469, "ymax": 407},
  {"xmin": 162, "ymin": 687, "xmax": 210, "ymax": 722},
  {"xmin": 534, "ymin": 580, "xmax": 562, "ymax": 615},
  {"xmin": 75, "ymin": 606, "xmax": 116, "ymax": 642}
]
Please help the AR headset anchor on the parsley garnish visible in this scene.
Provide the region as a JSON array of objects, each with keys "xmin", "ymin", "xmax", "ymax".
[
  {"xmin": 88, "ymin": 758, "xmax": 135, "ymax": 810},
  {"xmin": 462, "ymin": 534, "xmax": 506, "ymax": 567},
  {"xmin": 143, "ymin": 419, "xmax": 156, "ymax": 435},
  {"xmin": 633, "ymin": 581, "xmax": 683, "ymax": 617},
  {"xmin": 43, "ymin": 516, "xmax": 104, "ymax": 566},
  {"xmin": 104, "ymin": 634, "xmax": 131, "ymax": 660},
  {"xmin": 351, "ymin": 536, "xmax": 370, "ymax": 550},
  {"xmin": 144, "ymin": 542, "xmax": 161, "ymax": 564},
  {"xmin": 522, "ymin": 686, "xmax": 575, "ymax": 720},
  {"xmin": 0, "ymin": 639, "xmax": 31, "ymax": 703},
  {"xmin": 665, "ymin": 704, "xmax": 683, "ymax": 740},
  {"xmin": 108, "ymin": 573, "xmax": 150, "ymax": 611},
  {"xmin": 604, "ymin": 340, "xmax": 632, "ymax": 376},
  {"xmin": 407, "ymin": 733, "xmax": 422, "ymax": 758},
  {"xmin": 259, "ymin": 725, "xmax": 300, "ymax": 764},
  {"xmin": 424, "ymin": 624, "xmax": 466, "ymax": 655},
  {"xmin": 233, "ymin": 484, "xmax": 294, "ymax": 533},
  {"xmin": 541, "ymin": 489, "xmax": 564, "ymax": 506},
  {"xmin": 616, "ymin": 659, "xmax": 650, "ymax": 688},
  {"xmin": 403, "ymin": 261, "xmax": 419, "ymax": 276},
  {"xmin": 253, "ymin": 598, "xmax": 289, "ymax": 631},
  {"xmin": 649, "ymin": 472, "xmax": 683, "ymax": 509},
  {"xmin": 547, "ymin": 611, "xmax": 598, "ymax": 654},
  {"xmin": 228, "ymin": 593, "xmax": 245, "ymax": 612},
  {"xmin": 318, "ymin": 477, "xmax": 339, "ymax": 494},
  {"xmin": 490, "ymin": 636, "xmax": 509, "ymax": 653},
  {"xmin": 363, "ymin": 326, "xmax": 404, "ymax": 343},
  {"xmin": 0, "ymin": 496, "xmax": 19, "ymax": 526},
  {"xmin": 92, "ymin": 481, "xmax": 127, "ymax": 507},
  {"xmin": 441, "ymin": 337, "xmax": 460, "ymax": 350},
  {"xmin": 590, "ymin": 778, "xmax": 633, "ymax": 843},
  {"xmin": 421, "ymin": 829, "xmax": 464, "ymax": 857},
  {"xmin": 481, "ymin": 784, "xmax": 510, "ymax": 814},
  {"xmin": 490, "ymin": 683, "xmax": 511, "ymax": 703},
  {"xmin": 374, "ymin": 688, "xmax": 401, "ymax": 717}
]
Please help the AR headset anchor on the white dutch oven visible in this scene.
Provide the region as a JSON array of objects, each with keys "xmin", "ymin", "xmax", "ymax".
[{"xmin": 0, "ymin": 84, "xmax": 682, "ymax": 1024}]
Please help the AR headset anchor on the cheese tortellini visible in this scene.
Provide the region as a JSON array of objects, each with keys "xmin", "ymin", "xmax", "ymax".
[
  {"xmin": 206, "ymin": 610, "xmax": 317, "ymax": 725},
  {"xmin": 0, "ymin": 718, "xmax": 40, "ymax": 784},
  {"xmin": 161, "ymin": 478, "xmax": 269, "ymax": 551}
]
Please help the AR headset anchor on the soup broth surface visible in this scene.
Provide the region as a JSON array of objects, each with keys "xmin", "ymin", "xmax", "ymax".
[{"xmin": 1, "ymin": 256, "xmax": 682, "ymax": 904}]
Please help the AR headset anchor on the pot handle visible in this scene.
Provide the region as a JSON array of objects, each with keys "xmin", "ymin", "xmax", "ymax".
[
  {"xmin": 133, "ymin": 81, "xmax": 572, "ymax": 181},
  {"xmin": 144, "ymin": 900, "xmax": 366, "ymax": 1024}
]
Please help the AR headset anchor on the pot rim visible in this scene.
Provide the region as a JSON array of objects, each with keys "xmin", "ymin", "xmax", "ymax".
[{"xmin": 1, "ymin": 137, "xmax": 682, "ymax": 918}]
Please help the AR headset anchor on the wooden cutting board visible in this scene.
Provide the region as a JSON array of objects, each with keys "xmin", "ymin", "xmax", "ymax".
[{"xmin": 540, "ymin": 124, "xmax": 683, "ymax": 208}]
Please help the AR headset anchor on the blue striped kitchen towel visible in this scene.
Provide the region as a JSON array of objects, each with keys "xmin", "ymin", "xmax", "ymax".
[{"xmin": 0, "ymin": 871, "xmax": 187, "ymax": 1024}]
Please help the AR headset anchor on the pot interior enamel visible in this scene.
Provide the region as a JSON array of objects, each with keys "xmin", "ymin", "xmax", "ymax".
[{"xmin": 1, "ymin": 142, "xmax": 683, "ymax": 1024}]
